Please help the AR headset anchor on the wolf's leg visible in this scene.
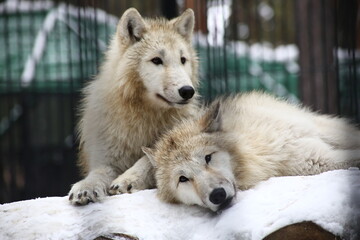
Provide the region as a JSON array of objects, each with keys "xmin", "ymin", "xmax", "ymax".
[
  {"xmin": 324, "ymin": 149, "xmax": 360, "ymax": 168},
  {"xmin": 293, "ymin": 138, "xmax": 360, "ymax": 175},
  {"xmin": 314, "ymin": 115, "xmax": 360, "ymax": 149},
  {"xmin": 109, "ymin": 155, "xmax": 155, "ymax": 195},
  {"xmin": 69, "ymin": 166, "xmax": 117, "ymax": 205}
]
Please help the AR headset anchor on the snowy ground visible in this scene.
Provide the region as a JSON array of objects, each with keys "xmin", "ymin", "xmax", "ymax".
[{"xmin": 1, "ymin": 169, "xmax": 359, "ymax": 240}]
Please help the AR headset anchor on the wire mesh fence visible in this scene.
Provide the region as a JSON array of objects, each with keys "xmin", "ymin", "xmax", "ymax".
[{"xmin": 0, "ymin": 0, "xmax": 359, "ymax": 203}]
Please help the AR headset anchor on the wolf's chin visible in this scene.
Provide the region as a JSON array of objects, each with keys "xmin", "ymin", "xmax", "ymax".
[
  {"xmin": 206, "ymin": 196, "xmax": 234, "ymax": 213},
  {"xmin": 156, "ymin": 94, "xmax": 190, "ymax": 107},
  {"xmin": 216, "ymin": 196, "xmax": 234, "ymax": 212}
]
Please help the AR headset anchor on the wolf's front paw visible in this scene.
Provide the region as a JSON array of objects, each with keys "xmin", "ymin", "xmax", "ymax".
[
  {"xmin": 68, "ymin": 180, "xmax": 107, "ymax": 205},
  {"xmin": 109, "ymin": 173, "xmax": 146, "ymax": 195}
]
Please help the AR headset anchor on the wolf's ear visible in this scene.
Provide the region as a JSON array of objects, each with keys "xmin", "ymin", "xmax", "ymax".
[
  {"xmin": 117, "ymin": 8, "xmax": 146, "ymax": 44},
  {"xmin": 201, "ymin": 101, "xmax": 222, "ymax": 133},
  {"xmin": 171, "ymin": 9, "xmax": 195, "ymax": 42},
  {"xmin": 142, "ymin": 147, "xmax": 157, "ymax": 167}
]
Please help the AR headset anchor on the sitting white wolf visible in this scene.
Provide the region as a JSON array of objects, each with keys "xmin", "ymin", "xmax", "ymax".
[
  {"xmin": 68, "ymin": 8, "xmax": 199, "ymax": 205},
  {"xmin": 143, "ymin": 92, "xmax": 360, "ymax": 212}
]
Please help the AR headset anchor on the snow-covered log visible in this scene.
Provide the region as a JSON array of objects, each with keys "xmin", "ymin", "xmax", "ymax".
[{"xmin": 1, "ymin": 169, "xmax": 359, "ymax": 240}]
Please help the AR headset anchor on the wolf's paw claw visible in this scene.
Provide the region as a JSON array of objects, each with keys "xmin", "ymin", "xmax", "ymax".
[
  {"xmin": 68, "ymin": 182, "xmax": 106, "ymax": 205},
  {"xmin": 109, "ymin": 177, "xmax": 142, "ymax": 195},
  {"xmin": 69, "ymin": 190, "xmax": 97, "ymax": 205}
]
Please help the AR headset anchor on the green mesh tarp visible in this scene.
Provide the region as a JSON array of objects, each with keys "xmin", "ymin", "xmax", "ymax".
[
  {"xmin": 0, "ymin": 2, "xmax": 117, "ymax": 93},
  {"xmin": 0, "ymin": 1, "xmax": 299, "ymax": 101},
  {"xmin": 197, "ymin": 44, "xmax": 299, "ymax": 102}
]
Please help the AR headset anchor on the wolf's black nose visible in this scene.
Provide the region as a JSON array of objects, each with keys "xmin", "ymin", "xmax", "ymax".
[
  {"xmin": 209, "ymin": 188, "xmax": 226, "ymax": 205},
  {"xmin": 178, "ymin": 86, "xmax": 195, "ymax": 100}
]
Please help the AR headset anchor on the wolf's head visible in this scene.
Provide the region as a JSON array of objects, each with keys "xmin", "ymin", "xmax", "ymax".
[
  {"xmin": 143, "ymin": 102, "xmax": 237, "ymax": 212},
  {"xmin": 113, "ymin": 8, "xmax": 198, "ymax": 109}
]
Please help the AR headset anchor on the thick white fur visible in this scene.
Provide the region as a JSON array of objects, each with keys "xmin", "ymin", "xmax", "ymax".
[
  {"xmin": 144, "ymin": 92, "xmax": 360, "ymax": 211},
  {"xmin": 68, "ymin": 8, "xmax": 199, "ymax": 205}
]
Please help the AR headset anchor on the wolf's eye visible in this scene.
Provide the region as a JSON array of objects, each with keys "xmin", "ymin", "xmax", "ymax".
[
  {"xmin": 205, "ymin": 154, "xmax": 212, "ymax": 164},
  {"xmin": 181, "ymin": 57, "xmax": 186, "ymax": 65},
  {"xmin": 179, "ymin": 176, "xmax": 189, "ymax": 183},
  {"xmin": 151, "ymin": 57, "xmax": 163, "ymax": 65}
]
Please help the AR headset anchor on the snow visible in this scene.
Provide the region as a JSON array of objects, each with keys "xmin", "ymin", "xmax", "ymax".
[
  {"xmin": 194, "ymin": 32, "xmax": 299, "ymax": 64},
  {"xmin": 203, "ymin": 0, "xmax": 299, "ymax": 64},
  {"xmin": 337, "ymin": 48, "xmax": 360, "ymax": 61},
  {"xmin": 1, "ymin": 169, "xmax": 359, "ymax": 240},
  {"xmin": 206, "ymin": 0, "xmax": 231, "ymax": 46},
  {"xmin": 257, "ymin": 2, "xmax": 274, "ymax": 21},
  {"xmin": 248, "ymin": 43, "xmax": 299, "ymax": 62}
]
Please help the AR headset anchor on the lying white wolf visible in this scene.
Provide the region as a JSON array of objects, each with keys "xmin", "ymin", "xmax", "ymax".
[
  {"xmin": 143, "ymin": 92, "xmax": 360, "ymax": 212},
  {"xmin": 68, "ymin": 8, "xmax": 199, "ymax": 205}
]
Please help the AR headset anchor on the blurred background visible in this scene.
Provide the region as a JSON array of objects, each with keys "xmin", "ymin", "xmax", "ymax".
[{"xmin": 0, "ymin": 0, "xmax": 359, "ymax": 203}]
